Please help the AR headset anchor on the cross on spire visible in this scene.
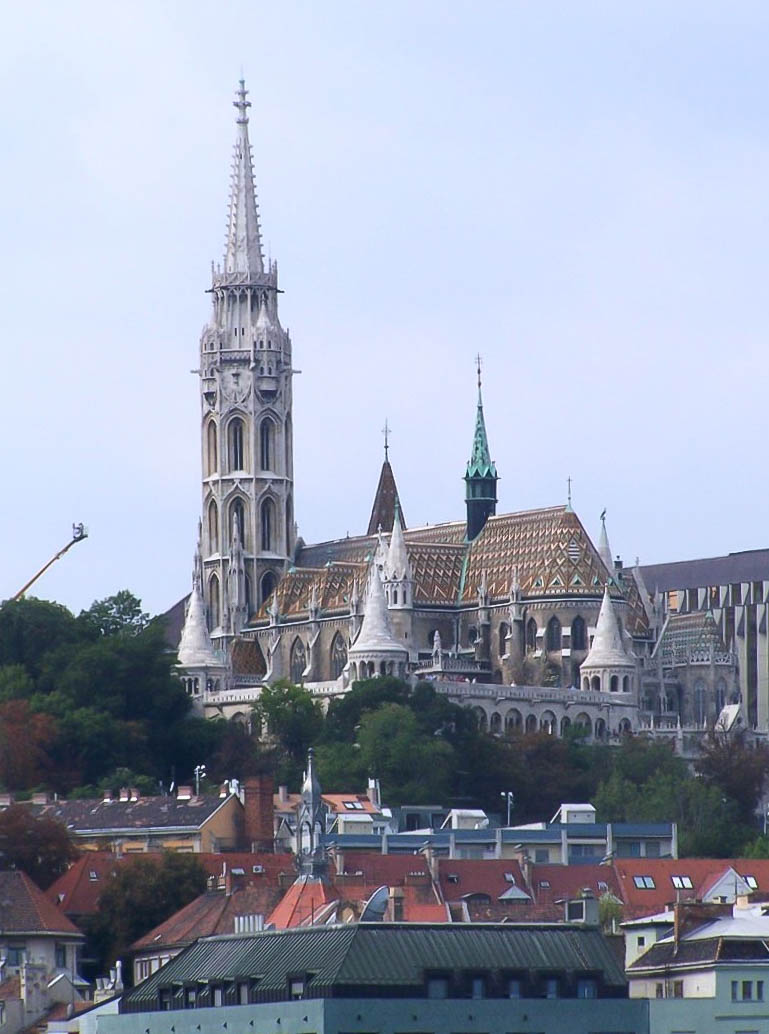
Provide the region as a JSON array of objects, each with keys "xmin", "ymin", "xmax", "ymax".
[
  {"xmin": 475, "ymin": 353, "xmax": 483, "ymax": 391},
  {"xmin": 382, "ymin": 419, "xmax": 390, "ymax": 460},
  {"xmin": 567, "ymin": 475, "xmax": 573, "ymax": 511}
]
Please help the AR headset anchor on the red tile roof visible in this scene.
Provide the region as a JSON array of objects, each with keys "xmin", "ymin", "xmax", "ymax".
[
  {"xmin": 0, "ymin": 871, "xmax": 81, "ymax": 936},
  {"xmin": 337, "ymin": 853, "xmax": 431, "ymax": 885},
  {"xmin": 611, "ymin": 858, "xmax": 769, "ymax": 918},
  {"xmin": 267, "ymin": 878, "xmax": 338, "ymax": 928},
  {"xmin": 530, "ymin": 864, "xmax": 621, "ymax": 905},
  {"xmin": 437, "ymin": 858, "xmax": 528, "ymax": 902}
]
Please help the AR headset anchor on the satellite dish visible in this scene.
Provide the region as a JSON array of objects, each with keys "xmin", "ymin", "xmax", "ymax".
[{"xmin": 360, "ymin": 885, "xmax": 389, "ymax": 922}]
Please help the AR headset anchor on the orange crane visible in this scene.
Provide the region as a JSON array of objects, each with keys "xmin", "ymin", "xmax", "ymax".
[{"xmin": 12, "ymin": 524, "xmax": 88, "ymax": 601}]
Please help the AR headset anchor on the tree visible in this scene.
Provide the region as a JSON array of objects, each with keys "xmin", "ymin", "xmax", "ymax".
[
  {"xmin": 0, "ymin": 700, "xmax": 57, "ymax": 789},
  {"xmin": 695, "ymin": 730, "xmax": 769, "ymax": 827},
  {"xmin": 0, "ymin": 598, "xmax": 80, "ymax": 678},
  {"xmin": 88, "ymin": 853, "xmax": 207, "ymax": 970},
  {"xmin": 78, "ymin": 591, "xmax": 151, "ymax": 639},
  {"xmin": 0, "ymin": 805, "xmax": 78, "ymax": 888},
  {"xmin": 252, "ymin": 681, "xmax": 323, "ymax": 784}
]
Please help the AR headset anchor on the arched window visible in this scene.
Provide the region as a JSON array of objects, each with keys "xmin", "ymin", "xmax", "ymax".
[
  {"xmin": 244, "ymin": 574, "xmax": 252, "ymax": 615},
  {"xmin": 571, "ymin": 615, "xmax": 586, "ymax": 652},
  {"xmin": 694, "ymin": 679, "xmax": 706, "ymax": 725},
  {"xmin": 208, "ymin": 499, "xmax": 219, "ymax": 553},
  {"xmin": 206, "ymin": 421, "xmax": 218, "ymax": 475},
  {"xmin": 290, "ymin": 638, "xmax": 307, "ymax": 685},
  {"xmin": 260, "ymin": 571, "xmax": 277, "ymax": 607},
  {"xmin": 505, "ymin": 708, "xmax": 522, "ymax": 732},
  {"xmin": 490, "ymin": 712, "xmax": 502, "ymax": 734},
  {"xmin": 525, "ymin": 714, "xmax": 538, "ymax": 734},
  {"xmin": 230, "ymin": 498, "xmax": 246, "ymax": 545},
  {"xmin": 498, "ymin": 622, "xmax": 510, "ymax": 657},
  {"xmin": 610, "ymin": 675, "xmax": 619, "ymax": 693},
  {"xmin": 259, "ymin": 418, "xmax": 274, "ymax": 471},
  {"xmin": 546, "ymin": 616, "xmax": 562, "ymax": 652},
  {"xmin": 525, "ymin": 618, "xmax": 537, "ymax": 652},
  {"xmin": 590, "ymin": 675, "xmax": 601, "ymax": 692},
  {"xmin": 330, "ymin": 633, "xmax": 348, "ymax": 679},
  {"xmin": 622, "ymin": 674, "xmax": 630, "ymax": 693},
  {"xmin": 209, "ymin": 574, "xmax": 220, "ymax": 630},
  {"xmin": 261, "ymin": 497, "xmax": 275, "ymax": 551},
  {"xmin": 228, "ymin": 418, "xmax": 245, "ymax": 471}
]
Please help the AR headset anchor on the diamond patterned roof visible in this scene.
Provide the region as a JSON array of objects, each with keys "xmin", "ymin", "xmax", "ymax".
[{"xmin": 254, "ymin": 505, "xmax": 649, "ymax": 633}]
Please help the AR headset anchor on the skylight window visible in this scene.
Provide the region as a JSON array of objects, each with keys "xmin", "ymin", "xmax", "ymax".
[
  {"xmin": 671, "ymin": 875, "xmax": 693, "ymax": 889},
  {"xmin": 504, "ymin": 872, "xmax": 516, "ymax": 883},
  {"xmin": 539, "ymin": 880, "xmax": 551, "ymax": 889},
  {"xmin": 88, "ymin": 871, "xmax": 98, "ymax": 881},
  {"xmin": 597, "ymin": 881, "xmax": 608, "ymax": 892},
  {"xmin": 744, "ymin": 875, "xmax": 759, "ymax": 889},
  {"xmin": 633, "ymin": 876, "xmax": 656, "ymax": 889}
]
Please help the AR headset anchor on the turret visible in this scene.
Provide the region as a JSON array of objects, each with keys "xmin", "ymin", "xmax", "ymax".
[
  {"xmin": 383, "ymin": 501, "xmax": 413, "ymax": 609},
  {"xmin": 348, "ymin": 565, "xmax": 409, "ymax": 681},
  {"xmin": 464, "ymin": 361, "xmax": 498, "ymax": 541},
  {"xmin": 580, "ymin": 585, "xmax": 635, "ymax": 695}
]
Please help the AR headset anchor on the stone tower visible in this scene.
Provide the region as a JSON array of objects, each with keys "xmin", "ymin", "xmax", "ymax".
[
  {"xmin": 198, "ymin": 81, "xmax": 295, "ymax": 639},
  {"xmin": 464, "ymin": 363, "xmax": 498, "ymax": 541}
]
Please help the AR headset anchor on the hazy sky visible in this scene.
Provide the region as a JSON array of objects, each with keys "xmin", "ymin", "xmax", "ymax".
[{"xmin": 3, "ymin": 2, "xmax": 769, "ymax": 617}]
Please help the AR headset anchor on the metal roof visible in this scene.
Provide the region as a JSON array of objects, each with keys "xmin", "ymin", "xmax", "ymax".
[{"xmin": 122, "ymin": 922, "xmax": 626, "ymax": 1010}]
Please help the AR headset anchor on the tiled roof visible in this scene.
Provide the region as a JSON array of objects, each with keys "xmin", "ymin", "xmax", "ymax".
[
  {"xmin": 267, "ymin": 877, "xmax": 337, "ymax": 929},
  {"xmin": 530, "ymin": 863, "xmax": 621, "ymax": 904},
  {"xmin": 628, "ymin": 937, "xmax": 721, "ymax": 969},
  {"xmin": 655, "ymin": 611, "xmax": 728, "ymax": 663},
  {"xmin": 337, "ymin": 853, "xmax": 431, "ymax": 884},
  {"xmin": 161, "ymin": 595, "xmax": 188, "ymax": 651},
  {"xmin": 322, "ymin": 795, "xmax": 378, "ymax": 815},
  {"xmin": 0, "ymin": 871, "xmax": 82, "ymax": 936},
  {"xmin": 612, "ymin": 859, "xmax": 769, "ymax": 919},
  {"xmin": 367, "ymin": 459, "xmax": 405, "ymax": 536},
  {"xmin": 31, "ymin": 794, "xmax": 237, "ymax": 834},
  {"xmin": 48, "ymin": 852, "xmax": 294, "ymax": 918},
  {"xmin": 641, "ymin": 550, "xmax": 769, "ymax": 594},
  {"xmin": 437, "ymin": 859, "xmax": 528, "ymax": 902},
  {"xmin": 130, "ymin": 882, "xmax": 286, "ymax": 952},
  {"xmin": 259, "ymin": 505, "xmax": 648, "ymax": 632}
]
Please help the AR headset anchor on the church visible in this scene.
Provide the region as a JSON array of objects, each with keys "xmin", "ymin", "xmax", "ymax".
[{"xmin": 174, "ymin": 83, "xmax": 739, "ymax": 747}]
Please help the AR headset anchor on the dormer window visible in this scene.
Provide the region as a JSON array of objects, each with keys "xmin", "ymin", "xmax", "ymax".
[{"xmin": 671, "ymin": 875, "xmax": 693, "ymax": 889}]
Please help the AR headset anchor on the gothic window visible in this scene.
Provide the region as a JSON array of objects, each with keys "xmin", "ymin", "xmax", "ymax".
[
  {"xmin": 209, "ymin": 574, "xmax": 221, "ymax": 630},
  {"xmin": 290, "ymin": 638, "xmax": 307, "ymax": 685},
  {"xmin": 206, "ymin": 421, "xmax": 218, "ymax": 475},
  {"xmin": 716, "ymin": 678, "xmax": 727, "ymax": 713},
  {"xmin": 230, "ymin": 498, "xmax": 246, "ymax": 545},
  {"xmin": 228, "ymin": 418, "xmax": 245, "ymax": 471},
  {"xmin": 208, "ymin": 499, "xmax": 219, "ymax": 553},
  {"xmin": 260, "ymin": 571, "xmax": 277, "ymax": 607},
  {"xmin": 244, "ymin": 574, "xmax": 252, "ymax": 614},
  {"xmin": 498, "ymin": 622, "xmax": 510, "ymax": 657},
  {"xmin": 259, "ymin": 418, "xmax": 274, "ymax": 471},
  {"xmin": 694, "ymin": 680, "xmax": 706, "ymax": 725},
  {"xmin": 330, "ymin": 633, "xmax": 348, "ymax": 679},
  {"xmin": 546, "ymin": 616, "xmax": 562, "ymax": 652},
  {"xmin": 261, "ymin": 497, "xmax": 275, "ymax": 551},
  {"xmin": 525, "ymin": 617, "xmax": 537, "ymax": 652},
  {"xmin": 571, "ymin": 615, "xmax": 586, "ymax": 651}
]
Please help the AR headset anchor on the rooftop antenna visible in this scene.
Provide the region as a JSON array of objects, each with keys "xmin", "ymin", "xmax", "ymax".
[{"xmin": 12, "ymin": 524, "xmax": 88, "ymax": 601}]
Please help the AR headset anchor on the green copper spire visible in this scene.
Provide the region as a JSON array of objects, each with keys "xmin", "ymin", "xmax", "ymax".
[{"xmin": 464, "ymin": 357, "xmax": 498, "ymax": 541}]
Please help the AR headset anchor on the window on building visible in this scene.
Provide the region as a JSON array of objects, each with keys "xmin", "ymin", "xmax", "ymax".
[
  {"xmin": 206, "ymin": 421, "xmax": 218, "ymax": 475},
  {"xmin": 732, "ymin": 980, "xmax": 739, "ymax": 1001},
  {"xmin": 498, "ymin": 622, "xmax": 510, "ymax": 657},
  {"xmin": 743, "ymin": 875, "xmax": 758, "ymax": 889},
  {"xmin": 576, "ymin": 979, "xmax": 597, "ymax": 999},
  {"xmin": 570, "ymin": 615, "xmax": 586, "ymax": 651},
  {"xmin": 544, "ymin": 977, "xmax": 560, "ymax": 999},
  {"xmin": 231, "ymin": 497, "xmax": 245, "ymax": 544},
  {"xmin": 55, "ymin": 943, "xmax": 67, "ymax": 969},
  {"xmin": 743, "ymin": 981, "xmax": 753, "ymax": 1001},
  {"xmin": 637, "ymin": 936, "xmax": 646, "ymax": 948},
  {"xmin": 508, "ymin": 978, "xmax": 522, "ymax": 999},
  {"xmin": 290, "ymin": 638, "xmax": 307, "ymax": 685},
  {"xmin": 186, "ymin": 988, "xmax": 197, "ymax": 1008},
  {"xmin": 260, "ymin": 570, "xmax": 277, "ymax": 608},
  {"xmin": 208, "ymin": 498, "xmax": 219, "ymax": 552},
  {"xmin": 228, "ymin": 418, "xmax": 245, "ymax": 470},
  {"xmin": 645, "ymin": 841, "xmax": 661, "ymax": 858},
  {"xmin": 260, "ymin": 497, "xmax": 275, "ymax": 551},
  {"xmin": 289, "ymin": 978, "xmax": 304, "ymax": 1000},
  {"xmin": 673, "ymin": 980, "xmax": 684, "ymax": 999},
  {"xmin": 758, "ymin": 980, "xmax": 765, "ymax": 1001},
  {"xmin": 526, "ymin": 617, "xmax": 537, "ymax": 651},
  {"xmin": 655, "ymin": 983, "xmax": 664, "ymax": 999},
  {"xmin": 546, "ymin": 616, "xmax": 562, "ymax": 652},
  {"xmin": 331, "ymin": 633, "xmax": 348, "ymax": 680},
  {"xmin": 427, "ymin": 977, "xmax": 449, "ymax": 999},
  {"xmin": 5, "ymin": 946, "xmax": 24, "ymax": 967},
  {"xmin": 471, "ymin": 976, "xmax": 486, "ymax": 999},
  {"xmin": 633, "ymin": 876, "xmax": 655, "ymax": 889},
  {"xmin": 671, "ymin": 875, "xmax": 693, "ymax": 889},
  {"xmin": 259, "ymin": 418, "xmax": 274, "ymax": 470}
]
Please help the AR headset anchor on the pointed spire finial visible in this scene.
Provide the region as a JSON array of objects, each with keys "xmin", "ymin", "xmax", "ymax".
[
  {"xmin": 566, "ymin": 475, "xmax": 573, "ymax": 512},
  {"xmin": 475, "ymin": 353, "xmax": 483, "ymax": 393},
  {"xmin": 224, "ymin": 79, "xmax": 264, "ymax": 277},
  {"xmin": 234, "ymin": 78, "xmax": 251, "ymax": 124},
  {"xmin": 382, "ymin": 418, "xmax": 390, "ymax": 461}
]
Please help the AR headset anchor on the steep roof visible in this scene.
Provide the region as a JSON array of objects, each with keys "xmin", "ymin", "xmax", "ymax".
[
  {"xmin": 177, "ymin": 582, "xmax": 219, "ymax": 667},
  {"xmin": 259, "ymin": 505, "xmax": 648, "ymax": 633},
  {"xmin": 367, "ymin": 459, "xmax": 405, "ymax": 536},
  {"xmin": 267, "ymin": 877, "xmax": 338, "ymax": 929},
  {"xmin": 437, "ymin": 859, "xmax": 528, "ymax": 902},
  {"xmin": 654, "ymin": 611, "xmax": 729, "ymax": 662},
  {"xmin": 0, "ymin": 871, "xmax": 82, "ymax": 937},
  {"xmin": 349, "ymin": 568, "xmax": 406, "ymax": 656},
  {"xmin": 582, "ymin": 585, "xmax": 634, "ymax": 669},
  {"xmin": 612, "ymin": 858, "xmax": 769, "ymax": 919},
  {"xmin": 122, "ymin": 922, "xmax": 627, "ymax": 1011}
]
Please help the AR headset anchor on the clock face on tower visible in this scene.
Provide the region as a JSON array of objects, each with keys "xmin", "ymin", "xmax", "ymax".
[{"xmin": 221, "ymin": 369, "xmax": 251, "ymax": 404}]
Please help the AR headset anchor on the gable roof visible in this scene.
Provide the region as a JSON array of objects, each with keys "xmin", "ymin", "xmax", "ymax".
[
  {"xmin": 367, "ymin": 459, "xmax": 405, "ymax": 536},
  {"xmin": 437, "ymin": 859, "xmax": 528, "ymax": 903},
  {"xmin": 654, "ymin": 611, "xmax": 729, "ymax": 662},
  {"xmin": 530, "ymin": 863, "xmax": 621, "ymax": 904},
  {"xmin": 641, "ymin": 550, "xmax": 769, "ymax": 593},
  {"xmin": 612, "ymin": 858, "xmax": 769, "ymax": 918},
  {"xmin": 0, "ymin": 871, "xmax": 82, "ymax": 937},
  {"xmin": 30, "ymin": 793, "xmax": 239, "ymax": 836}
]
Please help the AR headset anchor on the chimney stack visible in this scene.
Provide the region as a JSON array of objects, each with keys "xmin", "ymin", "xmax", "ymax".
[{"xmin": 243, "ymin": 773, "xmax": 275, "ymax": 852}]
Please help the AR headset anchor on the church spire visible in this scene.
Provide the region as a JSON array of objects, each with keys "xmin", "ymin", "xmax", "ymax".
[
  {"xmin": 366, "ymin": 424, "xmax": 406, "ymax": 536},
  {"xmin": 598, "ymin": 509, "xmax": 614, "ymax": 573},
  {"xmin": 224, "ymin": 79, "xmax": 264, "ymax": 278},
  {"xmin": 464, "ymin": 357, "xmax": 498, "ymax": 541}
]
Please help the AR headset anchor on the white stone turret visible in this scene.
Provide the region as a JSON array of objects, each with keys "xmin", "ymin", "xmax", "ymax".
[
  {"xmin": 349, "ymin": 565, "xmax": 408, "ymax": 680},
  {"xmin": 177, "ymin": 542, "xmax": 227, "ymax": 711},
  {"xmin": 198, "ymin": 80, "xmax": 295, "ymax": 641},
  {"xmin": 384, "ymin": 502, "xmax": 413, "ymax": 609},
  {"xmin": 580, "ymin": 585, "xmax": 635, "ymax": 695}
]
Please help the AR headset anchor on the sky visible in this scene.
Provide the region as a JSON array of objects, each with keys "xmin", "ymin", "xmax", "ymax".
[{"xmin": 3, "ymin": 1, "xmax": 769, "ymax": 616}]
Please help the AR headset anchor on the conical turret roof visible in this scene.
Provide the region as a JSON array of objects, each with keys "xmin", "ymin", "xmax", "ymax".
[
  {"xmin": 582, "ymin": 586, "xmax": 633, "ymax": 669},
  {"xmin": 178, "ymin": 582, "xmax": 220, "ymax": 668},
  {"xmin": 386, "ymin": 502, "xmax": 410, "ymax": 580},
  {"xmin": 597, "ymin": 512, "xmax": 614, "ymax": 573},
  {"xmin": 350, "ymin": 566, "xmax": 407, "ymax": 656},
  {"xmin": 367, "ymin": 458, "xmax": 405, "ymax": 536},
  {"xmin": 465, "ymin": 384, "xmax": 497, "ymax": 480}
]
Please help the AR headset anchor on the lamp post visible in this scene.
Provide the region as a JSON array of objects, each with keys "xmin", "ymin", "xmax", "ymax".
[
  {"xmin": 194, "ymin": 764, "xmax": 207, "ymax": 796},
  {"xmin": 500, "ymin": 790, "xmax": 514, "ymax": 827}
]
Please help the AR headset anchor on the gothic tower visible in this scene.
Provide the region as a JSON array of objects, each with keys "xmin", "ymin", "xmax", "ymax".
[
  {"xmin": 198, "ymin": 81, "xmax": 295, "ymax": 639},
  {"xmin": 464, "ymin": 364, "xmax": 498, "ymax": 541}
]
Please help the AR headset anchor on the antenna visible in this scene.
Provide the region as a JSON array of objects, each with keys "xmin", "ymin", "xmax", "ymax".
[{"xmin": 360, "ymin": 885, "xmax": 389, "ymax": 922}]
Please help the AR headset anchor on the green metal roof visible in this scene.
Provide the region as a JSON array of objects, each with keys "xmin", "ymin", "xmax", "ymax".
[
  {"xmin": 123, "ymin": 922, "xmax": 626, "ymax": 1010},
  {"xmin": 465, "ymin": 389, "xmax": 497, "ymax": 481}
]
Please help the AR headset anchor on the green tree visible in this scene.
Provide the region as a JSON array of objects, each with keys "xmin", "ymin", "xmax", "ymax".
[
  {"xmin": 695, "ymin": 730, "xmax": 769, "ymax": 827},
  {"xmin": 88, "ymin": 853, "xmax": 207, "ymax": 970},
  {"xmin": 0, "ymin": 598, "xmax": 81, "ymax": 678},
  {"xmin": 0, "ymin": 805, "xmax": 78, "ymax": 888},
  {"xmin": 253, "ymin": 680, "xmax": 323, "ymax": 784},
  {"xmin": 78, "ymin": 591, "xmax": 151, "ymax": 638}
]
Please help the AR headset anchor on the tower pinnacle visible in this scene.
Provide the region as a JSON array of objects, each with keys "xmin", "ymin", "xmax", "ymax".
[
  {"xmin": 464, "ymin": 359, "xmax": 498, "ymax": 540},
  {"xmin": 224, "ymin": 79, "xmax": 264, "ymax": 278}
]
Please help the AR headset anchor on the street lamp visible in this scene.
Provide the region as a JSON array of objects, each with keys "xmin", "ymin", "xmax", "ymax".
[
  {"xmin": 500, "ymin": 790, "xmax": 514, "ymax": 827},
  {"xmin": 194, "ymin": 764, "xmax": 207, "ymax": 796}
]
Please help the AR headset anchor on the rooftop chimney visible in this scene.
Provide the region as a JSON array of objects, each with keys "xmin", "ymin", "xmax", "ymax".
[
  {"xmin": 243, "ymin": 773, "xmax": 275, "ymax": 852},
  {"xmin": 118, "ymin": 787, "xmax": 129, "ymax": 803},
  {"xmin": 177, "ymin": 785, "xmax": 193, "ymax": 801}
]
